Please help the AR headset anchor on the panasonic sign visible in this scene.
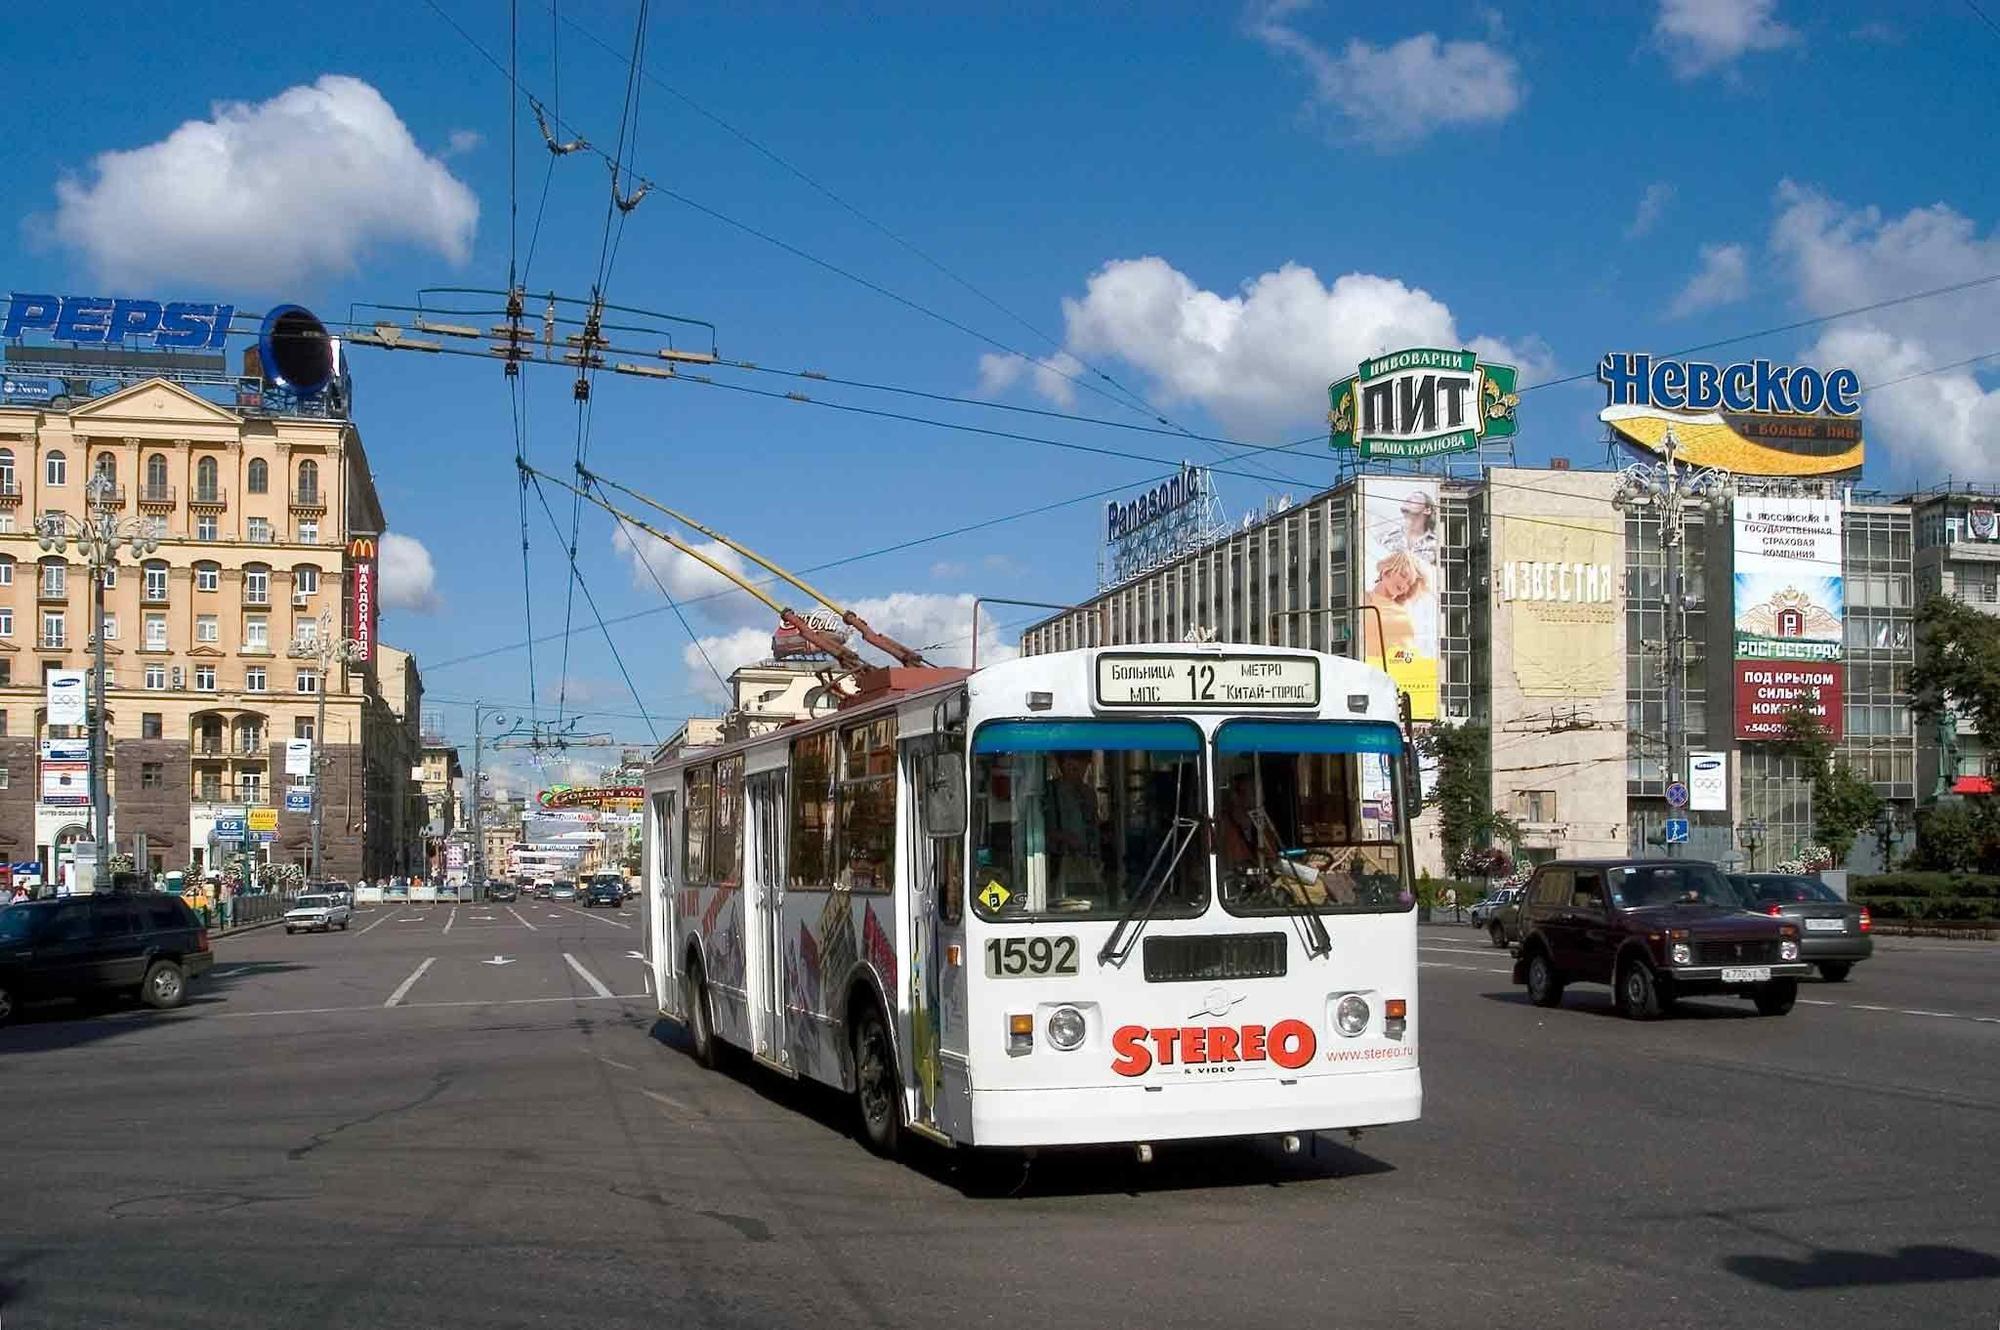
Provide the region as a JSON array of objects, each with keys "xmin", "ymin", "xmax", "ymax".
[
  {"xmin": 2, "ymin": 294, "xmax": 235, "ymax": 350},
  {"xmin": 1107, "ymin": 464, "xmax": 1206, "ymax": 542},
  {"xmin": 1598, "ymin": 353, "xmax": 1861, "ymax": 417}
]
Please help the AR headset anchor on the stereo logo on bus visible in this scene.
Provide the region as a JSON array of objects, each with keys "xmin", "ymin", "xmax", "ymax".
[{"xmin": 1109, "ymin": 1020, "xmax": 1317, "ymax": 1077}]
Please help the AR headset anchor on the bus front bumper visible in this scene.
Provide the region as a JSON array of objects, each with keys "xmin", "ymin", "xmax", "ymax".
[{"xmin": 966, "ymin": 1065, "xmax": 1421, "ymax": 1149}]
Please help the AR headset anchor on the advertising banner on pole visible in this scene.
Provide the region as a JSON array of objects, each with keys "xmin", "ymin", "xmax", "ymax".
[
  {"xmin": 285, "ymin": 738, "xmax": 314, "ymax": 777},
  {"xmin": 348, "ymin": 537, "xmax": 377, "ymax": 663},
  {"xmin": 247, "ymin": 807, "xmax": 278, "ymax": 833},
  {"xmin": 1688, "ymin": 750, "xmax": 1728, "ymax": 812},
  {"xmin": 1360, "ymin": 478, "xmax": 1441, "ymax": 721},
  {"xmin": 46, "ymin": 670, "xmax": 87, "ymax": 727}
]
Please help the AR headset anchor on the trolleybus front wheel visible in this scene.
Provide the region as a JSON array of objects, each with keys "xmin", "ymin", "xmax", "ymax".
[{"xmin": 685, "ymin": 958, "xmax": 720, "ymax": 1069}]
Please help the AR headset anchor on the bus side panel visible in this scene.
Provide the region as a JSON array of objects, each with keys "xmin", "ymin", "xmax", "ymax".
[
  {"xmin": 772, "ymin": 884, "xmax": 899, "ymax": 1092},
  {"xmin": 648, "ymin": 788, "xmax": 683, "ymax": 1020},
  {"xmin": 703, "ymin": 884, "xmax": 752, "ymax": 1052}
]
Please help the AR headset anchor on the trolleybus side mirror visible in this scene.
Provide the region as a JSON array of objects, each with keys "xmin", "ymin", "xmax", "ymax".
[
  {"xmin": 923, "ymin": 752, "xmax": 968, "ymax": 838},
  {"xmin": 1402, "ymin": 741, "xmax": 1424, "ymax": 814}
]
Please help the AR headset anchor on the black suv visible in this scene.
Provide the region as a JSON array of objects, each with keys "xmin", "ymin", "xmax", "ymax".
[
  {"xmin": 0, "ymin": 891, "xmax": 215, "ymax": 1023},
  {"xmin": 1511, "ymin": 858, "xmax": 1809, "ymax": 1018},
  {"xmin": 581, "ymin": 880, "xmax": 623, "ymax": 909}
]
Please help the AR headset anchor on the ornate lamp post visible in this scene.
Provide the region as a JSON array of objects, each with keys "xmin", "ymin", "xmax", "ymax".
[
  {"xmin": 37, "ymin": 474, "xmax": 163, "ymax": 884},
  {"xmin": 296, "ymin": 608, "xmax": 367, "ymax": 883},
  {"xmin": 1736, "ymin": 817, "xmax": 1768, "ymax": 873}
]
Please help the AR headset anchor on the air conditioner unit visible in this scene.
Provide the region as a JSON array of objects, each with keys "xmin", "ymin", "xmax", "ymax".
[
  {"xmin": 292, "ymin": 592, "xmax": 310, "ymax": 607},
  {"xmin": 170, "ymin": 666, "xmax": 185, "ymax": 689}
]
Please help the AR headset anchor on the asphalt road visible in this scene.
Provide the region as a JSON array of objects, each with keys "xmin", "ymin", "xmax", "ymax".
[{"xmin": 3, "ymin": 910, "xmax": 1997, "ymax": 1329}]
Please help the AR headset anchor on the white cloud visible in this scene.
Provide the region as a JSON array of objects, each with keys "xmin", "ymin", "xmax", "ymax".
[
  {"xmin": 681, "ymin": 627, "xmax": 775, "ymax": 705},
  {"xmin": 1654, "ymin": 0, "xmax": 1797, "ymax": 79},
  {"xmin": 610, "ymin": 524, "xmax": 768, "ymax": 628},
  {"xmin": 39, "ymin": 75, "xmax": 478, "ymax": 292},
  {"xmin": 1770, "ymin": 181, "xmax": 2000, "ymax": 477},
  {"xmin": 929, "ymin": 559, "xmax": 968, "ymax": 580},
  {"xmin": 1248, "ymin": 1, "xmax": 1524, "ymax": 149},
  {"xmin": 976, "ymin": 349, "xmax": 1082, "ymax": 408},
  {"xmin": 379, "ymin": 532, "xmax": 440, "ymax": 613},
  {"xmin": 1012, "ymin": 254, "xmax": 1548, "ymax": 435},
  {"xmin": 1627, "ymin": 181, "xmax": 1675, "ymax": 238},
  {"xmin": 445, "ymin": 128, "xmax": 483, "ymax": 156},
  {"xmin": 1668, "ymin": 242, "xmax": 1749, "ymax": 317}
]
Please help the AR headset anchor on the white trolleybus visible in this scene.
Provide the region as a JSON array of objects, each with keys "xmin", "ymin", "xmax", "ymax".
[{"xmin": 642, "ymin": 643, "xmax": 1421, "ymax": 1157}]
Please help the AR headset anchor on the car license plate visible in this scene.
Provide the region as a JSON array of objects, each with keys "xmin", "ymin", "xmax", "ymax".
[
  {"xmin": 1804, "ymin": 917, "xmax": 1844, "ymax": 932},
  {"xmin": 1721, "ymin": 966, "xmax": 1771, "ymax": 983}
]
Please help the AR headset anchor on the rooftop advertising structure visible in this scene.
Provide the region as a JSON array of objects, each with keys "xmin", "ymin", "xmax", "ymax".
[{"xmin": 1598, "ymin": 352, "xmax": 1864, "ymax": 477}]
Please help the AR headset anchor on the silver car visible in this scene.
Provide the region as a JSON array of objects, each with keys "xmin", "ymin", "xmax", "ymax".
[
  {"xmin": 284, "ymin": 893, "xmax": 353, "ymax": 934},
  {"xmin": 1728, "ymin": 873, "xmax": 1872, "ymax": 981}
]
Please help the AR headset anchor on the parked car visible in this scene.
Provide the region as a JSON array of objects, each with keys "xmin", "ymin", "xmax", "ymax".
[
  {"xmin": 1470, "ymin": 887, "xmax": 1522, "ymax": 944},
  {"xmin": 487, "ymin": 881, "xmax": 519, "ymax": 902},
  {"xmin": 1511, "ymin": 858, "xmax": 1809, "ymax": 1018},
  {"xmin": 283, "ymin": 893, "xmax": 353, "ymax": 934},
  {"xmin": 550, "ymin": 880, "xmax": 579, "ymax": 902},
  {"xmin": 0, "ymin": 891, "xmax": 214, "ymax": 1023},
  {"xmin": 581, "ymin": 879, "xmax": 624, "ymax": 909},
  {"xmin": 1729, "ymin": 872, "xmax": 1873, "ymax": 981},
  {"xmin": 311, "ymin": 881, "xmax": 353, "ymax": 909}
]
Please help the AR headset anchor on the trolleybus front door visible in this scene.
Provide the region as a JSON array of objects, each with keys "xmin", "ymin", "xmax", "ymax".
[
  {"xmin": 909, "ymin": 736, "xmax": 971, "ymax": 1140},
  {"xmin": 747, "ymin": 770, "xmax": 790, "ymax": 1069}
]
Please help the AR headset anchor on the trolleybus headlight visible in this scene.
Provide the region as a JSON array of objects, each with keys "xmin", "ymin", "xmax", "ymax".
[
  {"xmin": 1046, "ymin": 1006, "xmax": 1087, "ymax": 1051},
  {"xmin": 1780, "ymin": 939, "xmax": 1800, "ymax": 961},
  {"xmin": 1671, "ymin": 942, "xmax": 1692, "ymax": 965},
  {"xmin": 1335, "ymin": 994, "xmax": 1370, "ymax": 1037}
]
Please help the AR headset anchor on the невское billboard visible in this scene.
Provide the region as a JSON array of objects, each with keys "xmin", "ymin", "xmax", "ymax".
[
  {"xmin": 1361, "ymin": 478, "xmax": 1441, "ymax": 721},
  {"xmin": 1733, "ymin": 497, "xmax": 1845, "ymax": 740}
]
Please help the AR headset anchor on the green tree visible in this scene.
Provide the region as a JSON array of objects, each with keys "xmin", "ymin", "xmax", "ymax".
[
  {"xmin": 1777, "ymin": 703, "xmax": 1881, "ymax": 866},
  {"xmin": 1911, "ymin": 801, "xmax": 1981, "ymax": 872},
  {"xmin": 1419, "ymin": 723, "xmax": 1518, "ymax": 871},
  {"xmin": 1911, "ymin": 594, "xmax": 2000, "ymax": 737}
]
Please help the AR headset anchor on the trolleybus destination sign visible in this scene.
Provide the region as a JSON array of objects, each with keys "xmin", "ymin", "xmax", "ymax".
[{"xmin": 1095, "ymin": 653, "xmax": 1321, "ymax": 709}]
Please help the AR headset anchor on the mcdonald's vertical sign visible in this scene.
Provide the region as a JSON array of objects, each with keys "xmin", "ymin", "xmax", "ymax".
[{"xmin": 348, "ymin": 536, "xmax": 377, "ymax": 663}]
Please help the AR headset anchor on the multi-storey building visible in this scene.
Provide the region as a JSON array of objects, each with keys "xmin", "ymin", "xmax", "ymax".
[
  {"xmin": 0, "ymin": 377, "xmax": 421, "ymax": 881},
  {"xmin": 1910, "ymin": 484, "xmax": 2000, "ymax": 795}
]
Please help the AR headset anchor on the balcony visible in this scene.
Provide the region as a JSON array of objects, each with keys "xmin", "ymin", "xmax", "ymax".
[
  {"xmin": 195, "ymin": 739, "xmax": 226, "ymax": 757},
  {"xmin": 137, "ymin": 484, "xmax": 175, "ymax": 510},
  {"xmin": 290, "ymin": 488, "xmax": 326, "ymax": 512},
  {"xmin": 189, "ymin": 487, "xmax": 227, "ymax": 512},
  {"xmin": 38, "ymin": 633, "xmax": 66, "ymax": 651},
  {"xmin": 91, "ymin": 482, "xmax": 127, "ymax": 508},
  {"xmin": 0, "ymin": 478, "xmax": 19, "ymax": 506}
]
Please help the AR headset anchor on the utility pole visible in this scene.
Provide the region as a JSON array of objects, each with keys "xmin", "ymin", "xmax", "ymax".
[
  {"xmin": 1615, "ymin": 426, "xmax": 1728, "ymax": 857},
  {"xmin": 39, "ymin": 475, "xmax": 161, "ymax": 889},
  {"xmin": 304, "ymin": 608, "xmax": 366, "ymax": 884}
]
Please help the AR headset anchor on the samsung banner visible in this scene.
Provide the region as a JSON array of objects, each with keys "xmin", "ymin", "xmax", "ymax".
[{"xmin": 45, "ymin": 670, "xmax": 87, "ymax": 727}]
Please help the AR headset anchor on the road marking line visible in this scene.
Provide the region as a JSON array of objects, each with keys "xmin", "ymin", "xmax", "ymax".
[
  {"xmin": 598, "ymin": 1055, "xmax": 637, "ymax": 1071},
  {"xmin": 211, "ymin": 965, "xmax": 244, "ymax": 978},
  {"xmin": 443, "ymin": 907, "xmax": 457, "ymax": 935},
  {"xmin": 640, "ymin": 1087, "xmax": 697, "ymax": 1115},
  {"xmin": 562, "ymin": 905, "xmax": 633, "ymax": 930},
  {"xmin": 358, "ymin": 912, "xmax": 396, "ymax": 935},
  {"xmin": 1419, "ymin": 960, "xmax": 1510, "ymax": 974},
  {"xmin": 384, "ymin": 957, "xmax": 437, "ymax": 1007},
  {"xmin": 564, "ymin": 952, "xmax": 615, "ymax": 999},
  {"xmin": 209, "ymin": 992, "xmax": 652, "ymax": 1018},
  {"xmin": 506, "ymin": 906, "xmax": 538, "ymax": 931}
]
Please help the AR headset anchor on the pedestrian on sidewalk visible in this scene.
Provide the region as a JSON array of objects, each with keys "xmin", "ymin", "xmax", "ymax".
[{"xmin": 1442, "ymin": 884, "xmax": 1460, "ymax": 923}]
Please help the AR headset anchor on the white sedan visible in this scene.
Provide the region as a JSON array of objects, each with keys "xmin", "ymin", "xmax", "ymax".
[{"xmin": 284, "ymin": 893, "xmax": 353, "ymax": 934}]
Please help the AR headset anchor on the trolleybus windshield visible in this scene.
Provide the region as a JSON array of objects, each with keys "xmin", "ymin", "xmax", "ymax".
[
  {"xmin": 971, "ymin": 719, "xmax": 1205, "ymax": 921},
  {"xmin": 1212, "ymin": 719, "xmax": 1411, "ymax": 916}
]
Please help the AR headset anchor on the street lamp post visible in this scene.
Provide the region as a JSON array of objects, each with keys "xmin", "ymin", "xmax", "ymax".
[
  {"xmin": 1737, "ymin": 817, "xmax": 1768, "ymax": 872},
  {"xmin": 1614, "ymin": 427, "xmax": 1729, "ymax": 858},
  {"xmin": 299, "ymin": 608, "xmax": 366, "ymax": 884},
  {"xmin": 38, "ymin": 475, "xmax": 162, "ymax": 886}
]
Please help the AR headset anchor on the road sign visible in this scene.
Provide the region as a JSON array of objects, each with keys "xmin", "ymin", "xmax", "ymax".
[
  {"xmin": 215, "ymin": 817, "xmax": 246, "ymax": 837},
  {"xmin": 1664, "ymin": 817, "xmax": 1690, "ymax": 844},
  {"xmin": 247, "ymin": 807, "xmax": 278, "ymax": 832},
  {"xmin": 284, "ymin": 789, "xmax": 312, "ymax": 813},
  {"xmin": 254, "ymin": 831, "xmax": 278, "ymax": 844},
  {"xmin": 1665, "ymin": 781, "xmax": 1690, "ymax": 809}
]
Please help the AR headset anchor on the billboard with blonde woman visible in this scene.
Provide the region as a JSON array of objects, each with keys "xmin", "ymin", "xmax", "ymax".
[{"xmin": 1361, "ymin": 477, "xmax": 1441, "ymax": 721}]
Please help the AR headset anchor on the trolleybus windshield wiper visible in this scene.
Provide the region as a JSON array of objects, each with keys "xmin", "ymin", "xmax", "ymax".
[
  {"xmin": 1261, "ymin": 846, "xmax": 1333, "ymax": 959},
  {"xmin": 1097, "ymin": 813, "xmax": 1205, "ymax": 968}
]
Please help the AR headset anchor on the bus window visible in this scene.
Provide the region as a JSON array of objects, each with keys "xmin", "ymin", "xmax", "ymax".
[
  {"xmin": 837, "ymin": 716, "xmax": 896, "ymax": 892},
  {"xmin": 913, "ymin": 735, "xmax": 966, "ymax": 924},
  {"xmin": 715, "ymin": 755, "xmax": 744, "ymax": 888},
  {"xmin": 1212, "ymin": 719, "xmax": 1411, "ymax": 916},
  {"xmin": 685, "ymin": 765, "xmax": 713, "ymax": 886},
  {"xmin": 971, "ymin": 719, "xmax": 1205, "ymax": 921},
  {"xmin": 789, "ymin": 731, "xmax": 835, "ymax": 888}
]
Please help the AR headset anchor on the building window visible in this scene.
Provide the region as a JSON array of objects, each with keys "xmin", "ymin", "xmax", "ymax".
[
  {"xmin": 100, "ymin": 565, "xmax": 115, "ymax": 589},
  {"xmin": 40, "ymin": 610, "xmax": 64, "ymax": 649},
  {"xmin": 295, "ymin": 716, "xmax": 315, "ymax": 741},
  {"xmin": 297, "ymin": 458, "xmax": 320, "ymax": 503},
  {"xmin": 195, "ymin": 665, "xmax": 216, "ymax": 691},
  {"xmin": 0, "ymin": 608, "xmax": 11, "ymax": 639},
  {"xmin": 40, "ymin": 560, "xmax": 66, "ymax": 598},
  {"xmin": 245, "ymin": 616, "xmax": 267, "ymax": 650},
  {"xmin": 142, "ymin": 712, "xmax": 162, "ymax": 739},
  {"xmin": 244, "ymin": 566, "xmax": 269, "ymax": 603},
  {"xmin": 248, "ymin": 517, "xmax": 271, "ymax": 543},
  {"xmin": 295, "ymin": 669, "xmax": 319, "ymax": 694},
  {"xmin": 195, "ymin": 562, "xmax": 219, "ymax": 592},
  {"xmin": 245, "ymin": 667, "xmax": 266, "ymax": 693},
  {"xmin": 144, "ymin": 613, "xmax": 167, "ymax": 650},
  {"xmin": 194, "ymin": 456, "xmax": 219, "ymax": 503},
  {"xmin": 199, "ymin": 774, "xmax": 221, "ymax": 802},
  {"xmin": 1520, "ymin": 790, "xmax": 1559, "ymax": 822},
  {"xmin": 196, "ymin": 514, "xmax": 217, "ymax": 541},
  {"xmin": 247, "ymin": 458, "xmax": 268, "ymax": 495},
  {"xmin": 141, "ymin": 762, "xmax": 163, "ymax": 789},
  {"xmin": 0, "ymin": 448, "xmax": 12, "ymax": 493},
  {"xmin": 144, "ymin": 663, "xmax": 165, "ymax": 690},
  {"xmin": 196, "ymin": 613, "xmax": 219, "ymax": 643},
  {"xmin": 0, "ymin": 660, "xmax": 10, "ymax": 685},
  {"xmin": 0, "ymin": 556, "xmax": 11, "ymax": 586},
  {"xmin": 143, "ymin": 560, "xmax": 169, "ymax": 602},
  {"xmin": 145, "ymin": 453, "xmax": 168, "ymax": 497},
  {"xmin": 295, "ymin": 617, "xmax": 318, "ymax": 648},
  {"xmin": 298, "ymin": 517, "xmax": 319, "ymax": 543},
  {"xmin": 100, "ymin": 613, "xmax": 117, "ymax": 641},
  {"xmin": 295, "ymin": 566, "xmax": 319, "ymax": 595},
  {"xmin": 0, "ymin": 762, "xmax": 8, "ymax": 789},
  {"xmin": 241, "ymin": 772, "xmax": 262, "ymax": 802},
  {"xmin": 44, "ymin": 451, "xmax": 66, "ymax": 487}
]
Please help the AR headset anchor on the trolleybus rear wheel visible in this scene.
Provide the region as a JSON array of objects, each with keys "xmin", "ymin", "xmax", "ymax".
[{"xmin": 852, "ymin": 1004, "xmax": 903, "ymax": 1157}]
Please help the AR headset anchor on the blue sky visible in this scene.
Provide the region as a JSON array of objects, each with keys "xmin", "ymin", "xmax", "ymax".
[{"xmin": 2, "ymin": 0, "xmax": 1995, "ymax": 778}]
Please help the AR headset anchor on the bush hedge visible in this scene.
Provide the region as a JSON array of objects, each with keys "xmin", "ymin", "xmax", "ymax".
[{"xmin": 1851, "ymin": 873, "xmax": 2000, "ymax": 902}]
